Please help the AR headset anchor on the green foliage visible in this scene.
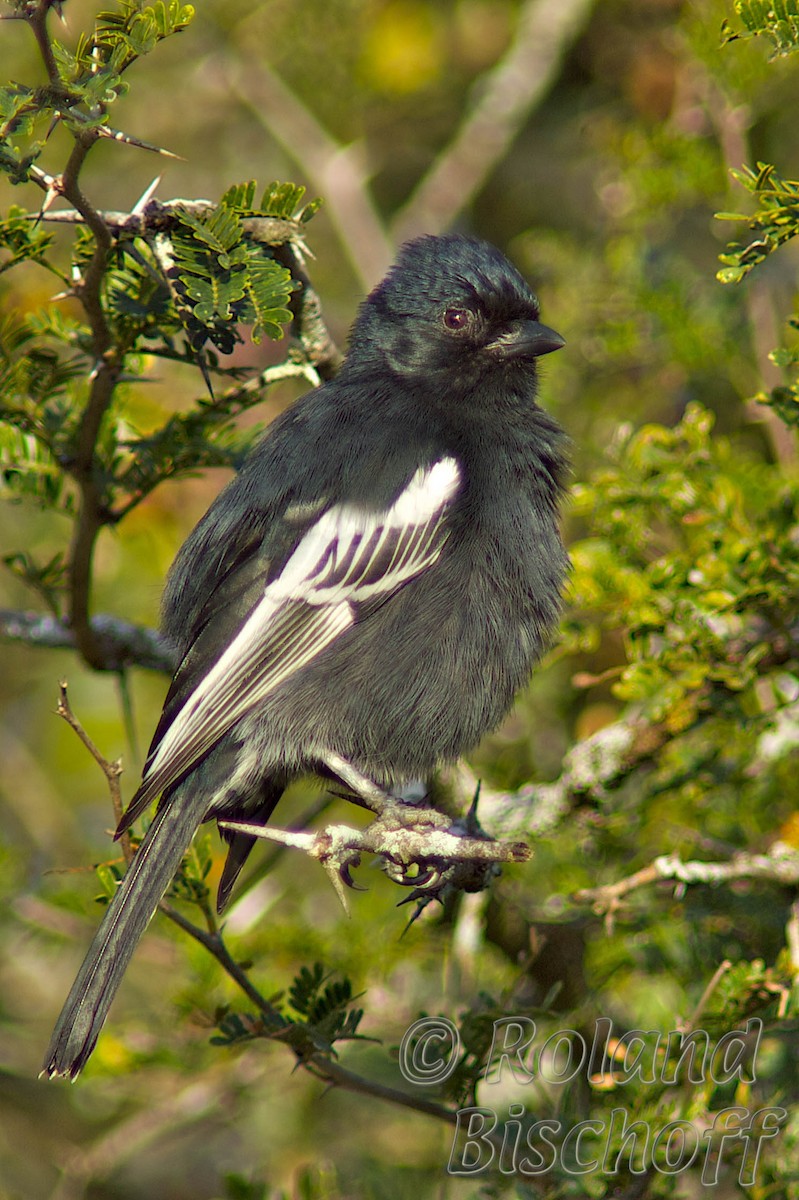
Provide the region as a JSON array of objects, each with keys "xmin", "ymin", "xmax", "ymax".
[
  {"xmin": 0, "ymin": 6, "xmax": 321, "ymax": 620},
  {"xmin": 0, "ymin": 2, "xmax": 195, "ymax": 182},
  {"xmin": 284, "ymin": 961, "xmax": 364, "ymax": 1053},
  {"xmin": 112, "ymin": 385, "xmax": 271, "ymax": 512},
  {"xmin": 716, "ymin": 162, "xmax": 799, "ymax": 283},
  {"xmin": 567, "ymin": 402, "xmax": 799, "ymax": 727},
  {"xmin": 0, "ymin": 205, "xmax": 54, "ymax": 274},
  {"xmin": 212, "ymin": 962, "xmax": 364, "ymax": 1061},
  {"xmin": 722, "ymin": 0, "xmax": 799, "ymax": 56},
  {"xmin": 2, "ymin": 547, "xmax": 67, "ymax": 615},
  {"xmin": 221, "ymin": 1175, "xmax": 269, "ymax": 1200},
  {"xmin": 165, "ymin": 197, "xmax": 296, "ymax": 354},
  {"xmin": 76, "ymin": 0, "xmax": 196, "ymax": 71},
  {"xmin": 168, "ymin": 830, "xmax": 214, "ymax": 906},
  {"xmin": 222, "ymin": 179, "xmax": 323, "ymax": 225}
]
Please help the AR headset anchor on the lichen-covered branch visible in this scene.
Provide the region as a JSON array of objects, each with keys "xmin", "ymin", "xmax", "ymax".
[
  {"xmin": 0, "ymin": 609, "xmax": 174, "ymax": 673},
  {"xmin": 574, "ymin": 845, "xmax": 799, "ymax": 915},
  {"xmin": 441, "ymin": 713, "xmax": 662, "ymax": 843}
]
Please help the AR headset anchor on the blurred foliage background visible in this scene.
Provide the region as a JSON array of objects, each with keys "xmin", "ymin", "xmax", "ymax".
[{"xmin": 2, "ymin": 0, "xmax": 799, "ymax": 1197}]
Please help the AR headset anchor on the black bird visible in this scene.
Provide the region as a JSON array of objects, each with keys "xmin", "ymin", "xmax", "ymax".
[{"xmin": 43, "ymin": 234, "xmax": 568, "ymax": 1079}]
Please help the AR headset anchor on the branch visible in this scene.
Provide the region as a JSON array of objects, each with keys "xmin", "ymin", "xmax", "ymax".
[
  {"xmin": 21, "ymin": 0, "xmax": 118, "ymax": 670},
  {"xmin": 391, "ymin": 0, "xmax": 596, "ymax": 242},
  {"xmin": 31, "ymin": 202, "xmax": 308, "ymax": 244},
  {"xmin": 27, "ymin": 0, "xmax": 61, "ymax": 86},
  {"xmin": 157, "ymin": 901, "xmax": 284, "ymax": 1021},
  {"xmin": 221, "ymin": 795, "xmax": 530, "ymax": 916},
  {"xmin": 221, "ymin": 56, "xmax": 394, "ymax": 289},
  {"xmin": 574, "ymin": 845, "xmax": 799, "ymax": 917},
  {"xmin": 272, "ymin": 240, "xmax": 343, "ymax": 380},
  {"xmin": 440, "ymin": 713, "xmax": 661, "ymax": 842},
  {"xmin": 0, "ymin": 609, "xmax": 175, "ymax": 673}
]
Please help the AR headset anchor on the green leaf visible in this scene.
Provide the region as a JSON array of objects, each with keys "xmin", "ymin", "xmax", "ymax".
[
  {"xmin": 727, "ymin": 0, "xmax": 799, "ymax": 54},
  {"xmin": 0, "ymin": 426, "xmax": 67, "ymax": 509},
  {"xmin": 0, "ymin": 206, "xmax": 54, "ymax": 275},
  {"xmin": 3, "ymin": 548, "xmax": 67, "ymax": 614},
  {"xmin": 716, "ymin": 161, "xmax": 799, "ymax": 282}
]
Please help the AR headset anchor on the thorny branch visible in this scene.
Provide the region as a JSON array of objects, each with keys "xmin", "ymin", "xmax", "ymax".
[
  {"xmin": 14, "ymin": 4, "xmax": 124, "ymax": 670},
  {"xmin": 27, "ymin": 201, "xmax": 343, "ymax": 376},
  {"xmin": 5, "ymin": 192, "xmax": 342, "ymax": 673},
  {"xmin": 220, "ymin": 805, "xmax": 530, "ymax": 915}
]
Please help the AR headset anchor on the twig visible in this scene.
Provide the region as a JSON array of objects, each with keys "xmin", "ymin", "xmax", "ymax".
[
  {"xmin": 392, "ymin": 0, "xmax": 596, "ymax": 242},
  {"xmin": 682, "ymin": 960, "xmax": 732, "ymax": 1034},
  {"xmin": 157, "ymin": 901, "xmax": 284, "ymax": 1021},
  {"xmin": 55, "ymin": 680, "xmax": 130, "ymax": 863},
  {"xmin": 305, "ymin": 1056, "xmax": 460, "ymax": 1126}
]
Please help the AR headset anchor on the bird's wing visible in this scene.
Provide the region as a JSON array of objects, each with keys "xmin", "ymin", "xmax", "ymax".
[{"xmin": 122, "ymin": 457, "xmax": 461, "ymax": 823}]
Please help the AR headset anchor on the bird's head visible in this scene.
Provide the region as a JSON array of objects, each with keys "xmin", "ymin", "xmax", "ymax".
[{"xmin": 344, "ymin": 234, "xmax": 565, "ymax": 388}]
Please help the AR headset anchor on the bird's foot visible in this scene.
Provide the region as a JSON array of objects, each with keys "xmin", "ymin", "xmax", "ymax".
[{"xmin": 219, "ymin": 786, "xmax": 530, "ymax": 914}]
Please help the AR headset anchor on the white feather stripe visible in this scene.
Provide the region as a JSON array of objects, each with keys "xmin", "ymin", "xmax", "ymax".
[
  {"xmin": 142, "ymin": 603, "xmax": 353, "ymax": 796},
  {"xmin": 270, "ymin": 457, "xmax": 461, "ymax": 604},
  {"xmin": 136, "ymin": 456, "xmax": 461, "ymax": 806}
]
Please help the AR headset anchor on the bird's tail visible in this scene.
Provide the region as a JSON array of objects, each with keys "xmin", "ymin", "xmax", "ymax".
[{"xmin": 42, "ymin": 792, "xmax": 202, "ymax": 1080}]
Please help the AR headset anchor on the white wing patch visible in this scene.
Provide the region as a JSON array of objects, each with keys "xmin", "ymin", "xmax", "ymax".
[{"xmin": 134, "ymin": 457, "xmax": 461, "ymax": 808}]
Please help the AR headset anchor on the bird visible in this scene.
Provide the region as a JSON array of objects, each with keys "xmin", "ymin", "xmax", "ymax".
[{"xmin": 43, "ymin": 233, "xmax": 569, "ymax": 1079}]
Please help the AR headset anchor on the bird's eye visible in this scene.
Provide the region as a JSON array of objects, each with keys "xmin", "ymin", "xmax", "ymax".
[{"xmin": 442, "ymin": 308, "xmax": 472, "ymax": 332}]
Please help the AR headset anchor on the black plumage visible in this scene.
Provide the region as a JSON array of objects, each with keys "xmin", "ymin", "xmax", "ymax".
[{"xmin": 44, "ymin": 233, "xmax": 569, "ymax": 1079}]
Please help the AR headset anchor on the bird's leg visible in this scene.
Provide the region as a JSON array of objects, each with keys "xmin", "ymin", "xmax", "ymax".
[{"xmin": 319, "ymin": 751, "xmax": 397, "ymax": 815}]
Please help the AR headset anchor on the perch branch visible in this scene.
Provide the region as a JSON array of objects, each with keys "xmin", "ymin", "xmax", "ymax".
[{"xmin": 221, "ymin": 800, "xmax": 530, "ymax": 914}]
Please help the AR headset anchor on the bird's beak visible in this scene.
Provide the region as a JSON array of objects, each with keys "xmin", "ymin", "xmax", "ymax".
[{"xmin": 487, "ymin": 320, "xmax": 566, "ymax": 360}]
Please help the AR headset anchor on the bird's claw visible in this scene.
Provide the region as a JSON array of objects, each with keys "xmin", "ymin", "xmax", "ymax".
[
  {"xmin": 382, "ymin": 858, "xmax": 442, "ymax": 888},
  {"xmin": 338, "ymin": 854, "xmax": 366, "ymax": 891}
]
